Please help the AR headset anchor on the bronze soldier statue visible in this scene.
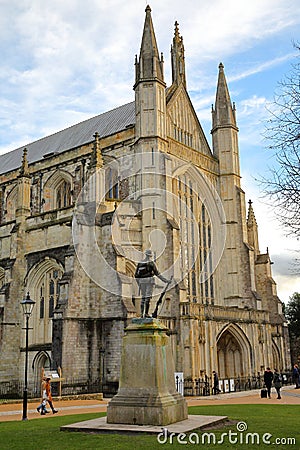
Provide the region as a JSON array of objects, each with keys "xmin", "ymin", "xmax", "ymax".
[{"xmin": 135, "ymin": 250, "xmax": 169, "ymax": 318}]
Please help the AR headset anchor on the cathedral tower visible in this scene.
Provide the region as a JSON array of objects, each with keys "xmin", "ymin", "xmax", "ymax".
[
  {"xmin": 134, "ymin": 5, "xmax": 166, "ymax": 142},
  {"xmin": 133, "ymin": 6, "xmax": 169, "ymax": 261},
  {"xmin": 212, "ymin": 64, "xmax": 252, "ymax": 306}
]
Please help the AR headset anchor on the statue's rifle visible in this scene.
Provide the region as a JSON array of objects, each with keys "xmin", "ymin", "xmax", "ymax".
[{"xmin": 152, "ymin": 276, "xmax": 173, "ymax": 318}]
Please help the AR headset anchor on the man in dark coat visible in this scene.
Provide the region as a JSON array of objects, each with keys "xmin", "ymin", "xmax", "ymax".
[
  {"xmin": 212, "ymin": 371, "xmax": 220, "ymax": 395},
  {"xmin": 135, "ymin": 249, "xmax": 168, "ymax": 318},
  {"xmin": 264, "ymin": 367, "xmax": 274, "ymax": 398},
  {"xmin": 292, "ymin": 364, "xmax": 300, "ymax": 389}
]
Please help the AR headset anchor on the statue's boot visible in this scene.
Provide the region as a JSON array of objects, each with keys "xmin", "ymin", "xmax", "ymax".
[
  {"xmin": 141, "ymin": 301, "xmax": 145, "ymax": 318},
  {"xmin": 145, "ymin": 302, "xmax": 150, "ymax": 318}
]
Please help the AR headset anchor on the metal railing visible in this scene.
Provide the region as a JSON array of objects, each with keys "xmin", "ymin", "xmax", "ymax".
[
  {"xmin": 0, "ymin": 381, "xmax": 24, "ymax": 400},
  {"xmin": 179, "ymin": 373, "xmax": 293, "ymax": 397},
  {"xmin": 0, "ymin": 377, "xmax": 101, "ymax": 400},
  {"xmin": 0, "ymin": 372, "xmax": 294, "ymax": 400}
]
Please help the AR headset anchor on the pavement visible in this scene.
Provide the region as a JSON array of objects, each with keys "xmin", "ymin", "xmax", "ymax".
[{"xmin": 0, "ymin": 385, "xmax": 299, "ymax": 422}]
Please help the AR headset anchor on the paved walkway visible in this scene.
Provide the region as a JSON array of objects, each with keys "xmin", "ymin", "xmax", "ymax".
[{"xmin": 0, "ymin": 386, "xmax": 299, "ymax": 422}]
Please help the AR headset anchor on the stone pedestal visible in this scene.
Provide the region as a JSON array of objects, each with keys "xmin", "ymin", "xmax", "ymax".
[{"xmin": 106, "ymin": 318, "xmax": 188, "ymax": 426}]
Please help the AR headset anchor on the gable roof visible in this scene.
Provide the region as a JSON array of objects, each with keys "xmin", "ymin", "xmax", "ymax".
[
  {"xmin": 166, "ymin": 83, "xmax": 213, "ymax": 157},
  {"xmin": 0, "ymin": 101, "xmax": 135, "ymax": 175}
]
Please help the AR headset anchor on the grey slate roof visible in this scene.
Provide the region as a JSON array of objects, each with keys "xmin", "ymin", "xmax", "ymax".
[{"xmin": 0, "ymin": 101, "xmax": 135, "ymax": 175}]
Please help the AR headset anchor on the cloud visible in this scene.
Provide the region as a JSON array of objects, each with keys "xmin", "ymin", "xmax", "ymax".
[
  {"xmin": 174, "ymin": 0, "xmax": 300, "ymax": 59},
  {"xmin": 271, "ymin": 252, "xmax": 299, "ymax": 278},
  {"xmin": 1, "ymin": 0, "xmax": 299, "ymax": 153},
  {"xmin": 228, "ymin": 53, "xmax": 297, "ymax": 83},
  {"xmin": 273, "ymin": 273, "xmax": 299, "ymax": 303}
]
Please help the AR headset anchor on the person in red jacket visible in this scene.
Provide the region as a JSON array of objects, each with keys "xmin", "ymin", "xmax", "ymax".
[{"xmin": 44, "ymin": 377, "xmax": 58, "ymax": 414}]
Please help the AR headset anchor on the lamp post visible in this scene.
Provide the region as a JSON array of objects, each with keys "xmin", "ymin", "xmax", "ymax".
[{"xmin": 20, "ymin": 292, "xmax": 35, "ymax": 421}]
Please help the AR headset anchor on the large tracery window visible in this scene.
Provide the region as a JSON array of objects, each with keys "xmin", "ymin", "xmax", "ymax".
[
  {"xmin": 39, "ymin": 270, "xmax": 61, "ymax": 321},
  {"xmin": 5, "ymin": 184, "xmax": 17, "ymax": 222},
  {"xmin": 43, "ymin": 170, "xmax": 73, "ymax": 212},
  {"xmin": 200, "ymin": 204, "xmax": 214, "ymax": 303},
  {"xmin": 56, "ymin": 180, "xmax": 72, "ymax": 209},
  {"xmin": 175, "ymin": 174, "xmax": 214, "ymax": 304},
  {"xmin": 105, "ymin": 167, "xmax": 119, "ymax": 200},
  {"xmin": 27, "ymin": 262, "xmax": 63, "ymax": 345}
]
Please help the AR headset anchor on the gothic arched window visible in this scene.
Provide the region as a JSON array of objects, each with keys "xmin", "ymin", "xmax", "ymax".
[
  {"xmin": 56, "ymin": 180, "xmax": 71, "ymax": 209},
  {"xmin": 40, "ymin": 284, "xmax": 45, "ymax": 318},
  {"xmin": 27, "ymin": 262, "xmax": 63, "ymax": 345},
  {"xmin": 5, "ymin": 184, "xmax": 17, "ymax": 222},
  {"xmin": 105, "ymin": 167, "xmax": 119, "ymax": 200},
  {"xmin": 175, "ymin": 174, "xmax": 214, "ymax": 304}
]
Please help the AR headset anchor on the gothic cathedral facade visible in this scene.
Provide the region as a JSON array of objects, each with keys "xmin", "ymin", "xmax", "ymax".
[{"xmin": 0, "ymin": 6, "xmax": 290, "ymax": 395}]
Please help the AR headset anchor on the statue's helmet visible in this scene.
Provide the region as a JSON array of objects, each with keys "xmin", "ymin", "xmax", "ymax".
[{"xmin": 145, "ymin": 249, "xmax": 153, "ymax": 257}]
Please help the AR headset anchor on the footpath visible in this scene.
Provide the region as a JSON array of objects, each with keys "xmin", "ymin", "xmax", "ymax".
[{"xmin": 0, "ymin": 385, "xmax": 299, "ymax": 422}]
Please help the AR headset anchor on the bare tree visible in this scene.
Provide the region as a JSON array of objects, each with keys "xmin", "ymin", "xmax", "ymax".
[
  {"xmin": 285, "ymin": 292, "xmax": 300, "ymax": 365},
  {"xmin": 263, "ymin": 43, "xmax": 300, "ymax": 238}
]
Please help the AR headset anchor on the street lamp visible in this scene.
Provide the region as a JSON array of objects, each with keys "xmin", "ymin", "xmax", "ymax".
[{"xmin": 20, "ymin": 292, "xmax": 35, "ymax": 421}]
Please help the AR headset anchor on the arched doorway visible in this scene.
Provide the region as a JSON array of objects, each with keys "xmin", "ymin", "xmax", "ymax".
[
  {"xmin": 217, "ymin": 325, "xmax": 252, "ymax": 378},
  {"xmin": 272, "ymin": 341, "xmax": 281, "ymax": 371},
  {"xmin": 32, "ymin": 351, "xmax": 51, "ymax": 396},
  {"xmin": 217, "ymin": 332, "xmax": 243, "ymax": 378}
]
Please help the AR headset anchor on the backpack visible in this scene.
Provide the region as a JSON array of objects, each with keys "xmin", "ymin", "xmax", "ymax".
[
  {"xmin": 135, "ymin": 262, "xmax": 153, "ymax": 278},
  {"xmin": 274, "ymin": 373, "xmax": 282, "ymax": 385}
]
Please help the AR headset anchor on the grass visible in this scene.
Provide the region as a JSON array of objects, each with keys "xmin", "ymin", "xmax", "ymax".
[{"xmin": 0, "ymin": 405, "xmax": 299, "ymax": 449}]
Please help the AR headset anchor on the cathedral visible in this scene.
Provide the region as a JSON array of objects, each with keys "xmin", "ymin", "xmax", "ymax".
[{"xmin": 0, "ymin": 6, "xmax": 290, "ymax": 396}]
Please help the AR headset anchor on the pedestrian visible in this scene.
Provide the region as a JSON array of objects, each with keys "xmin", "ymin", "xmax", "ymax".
[
  {"xmin": 44, "ymin": 377, "xmax": 58, "ymax": 414},
  {"xmin": 38, "ymin": 398, "xmax": 48, "ymax": 415},
  {"xmin": 37, "ymin": 377, "xmax": 49, "ymax": 415},
  {"xmin": 212, "ymin": 371, "xmax": 220, "ymax": 395},
  {"xmin": 273, "ymin": 368, "xmax": 282, "ymax": 399},
  {"xmin": 37, "ymin": 397, "xmax": 48, "ymax": 415},
  {"xmin": 292, "ymin": 364, "xmax": 300, "ymax": 389},
  {"xmin": 263, "ymin": 367, "xmax": 273, "ymax": 399}
]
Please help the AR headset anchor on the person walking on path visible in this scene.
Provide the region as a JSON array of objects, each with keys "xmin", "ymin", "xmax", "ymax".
[
  {"xmin": 44, "ymin": 377, "xmax": 58, "ymax": 414},
  {"xmin": 264, "ymin": 367, "xmax": 274, "ymax": 399},
  {"xmin": 273, "ymin": 368, "xmax": 282, "ymax": 399},
  {"xmin": 212, "ymin": 371, "xmax": 221, "ymax": 395},
  {"xmin": 292, "ymin": 364, "xmax": 300, "ymax": 389},
  {"xmin": 36, "ymin": 397, "xmax": 48, "ymax": 415},
  {"xmin": 37, "ymin": 377, "xmax": 49, "ymax": 415}
]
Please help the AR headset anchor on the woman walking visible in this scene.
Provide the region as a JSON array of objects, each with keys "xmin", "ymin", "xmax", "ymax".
[
  {"xmin": 44, "ymin": 377, "xmax": 58, "ymax": 414},
  {"xmin": 273, "ymin": 368, "xmax": 282, "ymax": 399}
]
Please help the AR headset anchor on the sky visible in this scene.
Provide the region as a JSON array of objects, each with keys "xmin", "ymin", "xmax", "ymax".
[{"xmin": 0, "ymin": 0, "xmax": 299, "ymax": 302}]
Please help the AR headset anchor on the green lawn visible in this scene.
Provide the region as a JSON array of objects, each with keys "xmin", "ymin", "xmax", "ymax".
[{"xmin": 0, "ymin": 405, "xmax": 299, "ymax": 450}]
